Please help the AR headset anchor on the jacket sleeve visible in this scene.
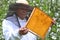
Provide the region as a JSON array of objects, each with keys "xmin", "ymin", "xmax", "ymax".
[{"xmin": 2, "ymin": 19, "xmax": 21, "ymax": 40}]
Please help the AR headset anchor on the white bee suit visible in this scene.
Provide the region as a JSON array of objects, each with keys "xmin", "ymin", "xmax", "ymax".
[{"xmin": 2, "ymin": 15, "xmax": 37, "ymax": 40}]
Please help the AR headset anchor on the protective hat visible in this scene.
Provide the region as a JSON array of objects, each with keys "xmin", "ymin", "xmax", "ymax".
[{"xmin": 16, "ymin": 0, "xmax": 29, "ymax": 5}]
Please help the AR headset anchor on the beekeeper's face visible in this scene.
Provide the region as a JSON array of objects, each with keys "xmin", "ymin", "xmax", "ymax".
[{"xmin": 16, "ymin": 9, "xmax": 27, "ymax": 20}]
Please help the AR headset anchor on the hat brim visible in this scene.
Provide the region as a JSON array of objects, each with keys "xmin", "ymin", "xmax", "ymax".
[{"xmin": 9, "ymin": 3, "xmax": 34, "ymax": 12}]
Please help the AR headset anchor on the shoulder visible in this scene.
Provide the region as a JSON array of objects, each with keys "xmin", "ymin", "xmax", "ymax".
[
  {"xmin": 2, "ymin": 19, "xmax": 13, "ymax": 25},
  {"xmin": 2, "ymin": 19, "xmax": 9, "ymax": 23}
]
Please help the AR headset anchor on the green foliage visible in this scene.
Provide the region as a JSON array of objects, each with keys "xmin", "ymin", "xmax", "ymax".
[
  {"xmin": 0, "ymin": 0, "xmax": 60, "ymax": 40},
  {"xmin": 0, "ymin": 0, "xmax": 15, "ymax": 40}
]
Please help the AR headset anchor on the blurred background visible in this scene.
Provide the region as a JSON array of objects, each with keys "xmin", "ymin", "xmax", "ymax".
[{"xmin": 0, "ymin": 0, "xmax": 60, "ymax": 40}]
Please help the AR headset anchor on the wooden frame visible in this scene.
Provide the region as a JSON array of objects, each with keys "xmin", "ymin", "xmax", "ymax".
[{"xmin": 25, "ymin": 7, "xmax": 53, "ymax": 38}]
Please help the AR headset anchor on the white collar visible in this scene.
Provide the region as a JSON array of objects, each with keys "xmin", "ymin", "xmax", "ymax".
[{"xmin": 18, "ymin": 17, "xmax": 26, "ymax": 22}]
